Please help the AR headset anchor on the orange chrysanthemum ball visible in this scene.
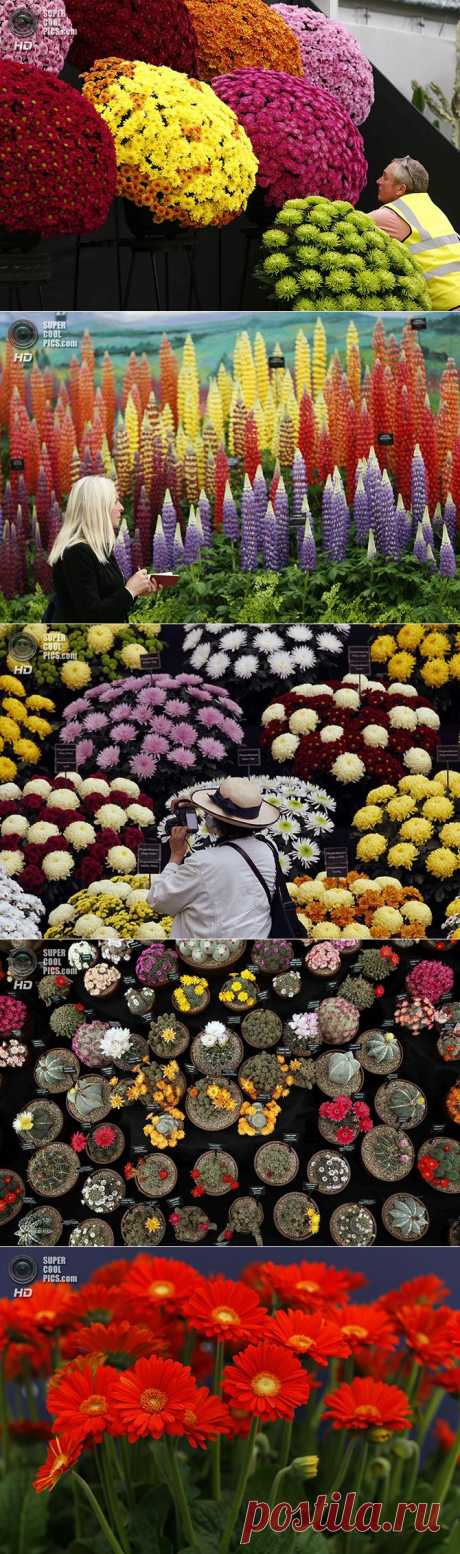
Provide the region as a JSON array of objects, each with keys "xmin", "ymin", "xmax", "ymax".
[
  {"xmin": 183, "ymin": 0, "xmax": 303, "ymax": 80},
  {"xmin": 66, "ymin": 0, "xmax": 199, "ymax": 74}
]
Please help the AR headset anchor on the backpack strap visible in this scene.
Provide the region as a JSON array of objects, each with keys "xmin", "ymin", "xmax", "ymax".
[{"xmin": 221, "ymin": 842, "xmax": 274, "ymax": 908}]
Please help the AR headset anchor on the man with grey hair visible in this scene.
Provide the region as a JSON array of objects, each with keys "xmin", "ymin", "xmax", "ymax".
[{"xmin": 368, "ymin": 156, "xmax": 460, "ymax": 309}]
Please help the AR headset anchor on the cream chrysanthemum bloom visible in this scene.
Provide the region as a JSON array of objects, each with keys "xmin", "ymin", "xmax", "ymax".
[
  {"xmin": 289, "ymin": 708, "xmax": 319, "ymax": 734},
  {"xmin": 272, "ymin": 733, "xmax": 300, "ymax": 761}
]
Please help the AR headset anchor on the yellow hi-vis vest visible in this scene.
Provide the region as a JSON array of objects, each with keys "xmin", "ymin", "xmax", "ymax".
[{"xmin": 385, "ymin": 192, "xmax": 460, "ymax": 309}]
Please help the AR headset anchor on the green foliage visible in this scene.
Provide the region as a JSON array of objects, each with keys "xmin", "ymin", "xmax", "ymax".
[
  {"xmin": 257, "ymin": 196, "xmax": 432, "ymax": 310},
  {"xmin": 0, "ymin": 1471, "xmax": 48, "ymax": 1554}
]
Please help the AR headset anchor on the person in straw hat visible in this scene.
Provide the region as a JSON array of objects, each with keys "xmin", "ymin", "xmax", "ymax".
[{"xmin": 148, "ymin": 777, "xmax": 281, "ymax": 938}]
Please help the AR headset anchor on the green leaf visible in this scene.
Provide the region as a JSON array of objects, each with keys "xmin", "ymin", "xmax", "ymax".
[
  {"xmin": 0, "ymin": 1472, "xmax": 48, "ymax": 1554},
  {"xmin": 191, "ymin": 1498, "xmax": 229, "ymax": 1549},
  {"xmin": 128, "ymin": 1486, "xmax": 172, "ymax": 1553}
]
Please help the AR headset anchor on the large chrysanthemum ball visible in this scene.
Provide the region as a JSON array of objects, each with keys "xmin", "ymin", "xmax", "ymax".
[
  {"xmin": 66, "ymin": 0, "xmax": 198, "ymax": 73},
  {"xmin": 0, "ymin": 60, "xmax": 117, "ymax": 234},
  {"xmin": 184, "ymin": 0, "xmax": 302, "ymax": 79},
  {"xmin": 213, "ymin": 69, "xmax": 367, "ymax": 210},
  {"xmin": 83, "ymin": 61, "xmax": 258, "ymax": 227},
  {"xmin": 258, "ymin": 197, "xmax": 432, "ymax": 312},
  {"xmin": 273, "ymin": 6, "xmax": 374, "ymax": 125},
  {"xmin": 0, "ymin": 0, "xmax": 75, "ymax": 72}
]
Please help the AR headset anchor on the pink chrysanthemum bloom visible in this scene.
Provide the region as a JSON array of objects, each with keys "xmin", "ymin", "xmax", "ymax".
[
  {"xmin": 197, "ymin": 707, "xmax": 221, "ymax": 728},
  {"xmin": 96, "ymin": 745, "xmax": 120, "ymax": 770},
  {"xmin": 213, "ymin": 67, "xmax": 367, "ymax": 208},
  {"xmin": 84, "ymin": 713, "xmax": 109, "ymax": 732},
  {"xmin": 111, "ymin": 723, "xmax": 138, "ymax": 742},
  {"xmin": 75, "ymin": 739, "xmax": 94, "ymax": 763},
  {"xmin": 64, "ymin": 721, "xmax": 82, "ymax": 740},
  {"xmin": 272, "ymin": 5, "xmax": 374, "ymax": 124},
  {"xmin": 198, "ymin": 737, "xmax": 226, "ymax": 760},
  {"xmin": 130, "ymin": 753, "xmax": 158, "ymax": 779},
  {"xmin": 143, "ymin": 735, "xmax": 169, "ymax": 756},
  {"xmin": 173, "ymin": 723, "xmax": 197, "ymax": 746},
  {"xmin": 168, "ymin": 747, "xmax": 196, "ymax": 768},
  {"xmin": 166, "ymin": 700, "xmax": 191, "ymax": 716}
]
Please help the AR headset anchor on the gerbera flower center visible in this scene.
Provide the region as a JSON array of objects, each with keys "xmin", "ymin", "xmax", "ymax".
[
  {"xmin": 343, "ymin": 1325, "xmax": 368, "ymax": 1340},
  {"xmin": 252, "ymin": 1372, "xmax": 281, "ymax": 1397},
  {"xmin": 296, "ymin": 1281, "xmax": 319, "ymax": 1293},
  {"xmin": 150, "ymin": 1282, "xmax": 174, "ymax": 1298},
  {"xmin": 289, "ymin": 1335, "xmax": 313, "ymax": 1352},
  {"xmin": 354, "ymin": 1404, "xmax": 381, "ymax": 1421},
  {"xmin": 415, "ymin": 1333, "xmax": 429, "ymax": 1345},
  {"xmin": 212, "ymin": 1305, "xmax": 238, "ymax": 1327},
  {"xmin": 80, "ymin": 1395, "xmax": 108, "ymax": 1415},
  {"xmin": 140, "ymin": 1388, "xmax": 168, "ymax": 1413}
]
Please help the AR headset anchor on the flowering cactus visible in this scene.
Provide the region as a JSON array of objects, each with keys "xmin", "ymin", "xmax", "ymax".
[
  {"xmin": 258, "ymin": 197, "xmax": 432, "ymax": 311},
  {"xmin": 273, "ymin": 5, "xmax": 374, "ymax": 125},
  {"xmin": 82, "ymin": 60, "xmax": 257, "ymax": 226},
  {"xmin": 213, "ymin": 69, "xmax": 367, "ymax": 209},
  {"xmin": 0, "ymin": 0, "xmax": 74, "ymax": 72},
  {"xmin": 66, "ymin": 0, "xmax": 199, "ymax": 72}
]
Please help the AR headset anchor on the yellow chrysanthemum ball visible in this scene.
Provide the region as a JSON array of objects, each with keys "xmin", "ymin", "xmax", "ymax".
[
  {"xmin": 83, "ymin": 60, "xmax": 258, "ymax": 226},
  {"xmin": 421, "ymin": 658, "xmax": 450, "ymax": 688},
  {"xmin": 356, "ymin": 833, "xmax": 387, "ymax": 862},
  {"xmin": 86, "ymin": 626, "xmax": 116, "ymax": 653},
  {"xmin": 370, "ymin": 635, "xmax": 397, "ymax": 663},
  {"xmin": 396, "ymin": 625, "xmax": 425, "ymax": 650},
  {"xmin": 419, "ymin": 630, "xmax": 451, "ymax": 658},
  {"xmin": 387, "ymin": 651, "xmax": 415, "ymax": 681},
  {"xmin": 426, "ymin": 847, "xmax": 458, "ymax": 878},
  {"xmin": 387, "ymin": 842, "xmax": 418, "ymax": 869},
  {"xmin": 61, "ymin": 660, "xmax": 92, "ymax": 690}
]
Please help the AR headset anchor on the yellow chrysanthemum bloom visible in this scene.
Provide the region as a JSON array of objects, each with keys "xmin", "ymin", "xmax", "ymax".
[
  {"xmin": 399, "ymin": 818, "xmax": 433, "ymax": 845},
  {"xmin": 61, "ymin": 661, "xmax": 92, "ymax": 690},
  {"xmin": 419, "ymin": 630, "xmax": 451, "ymax": 658},
  {"xmin": 387, "ymin": 843, "xmax": 418, "ymax": 869},
  {"xmin": 396, "ymin": 625, "xmax": 425, "ymax": 649},
  {"xmin": 370, "ymin": 635, "xmax": 397, "ymax": 662},
  {"xmin": 12, "ymin": 738, "xmax": 41, "ymax": 763},
  {"xmin": 449, "ymin": 654, "xmax": 460, "ymax": 680},
  {"xmin": 353, "ymin": 804, "xmax": 383, "ymax": 830},
  {"xmin": 422, "ymin": 796, "xmax": 454, "ymax": 822},
  {"xmin": 387, "ymin": 796, "xmax": 416, "ymax": 821},
  {"xmin": 2, "ymin": 698, "xmax": 27, "ymax": 723},
  {"xmin": 440, "ymin": 823, "xmax": 460, "ymax": 849},
  {"xmin": 426, "ymin": 847, "xmax": 458, "ymax": 878},
  {"xmin": 356, "ymin": 834, "xmax": 387, "ymax": 861},
  {"xmin": 387, "ymin": 651, "xmax": 415, "ymax": 680},
  {"xmin": 86, "ymin": 626, "xmax": 115, "ymax": 653},
  {"xmin": 421, "ymin": 658, "xmax": 450, "ymax": 687}
]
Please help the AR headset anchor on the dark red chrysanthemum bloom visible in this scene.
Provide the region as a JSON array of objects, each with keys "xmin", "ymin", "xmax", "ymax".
[
  {"xmin": 213, "ymin": 68, "xmax": 367, "ymax": 208},
  {"xmin": 66, "ymin": 0, "xmax": 198, "ymax": 73},
  {"xmin": 0, "ymin": 59, "xmax": 116, "ymax": 235}
]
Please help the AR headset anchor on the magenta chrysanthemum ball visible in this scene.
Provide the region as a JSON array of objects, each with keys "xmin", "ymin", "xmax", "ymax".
[
  {"xmin": 213, "ymin": 68, "xmax": 367, "ymax": 210},
  {"xmin": 0, "ymin": 0, "xmax": 75, "ymax": 72},
  {"xmin": 273, "ymin": 6, "xmax": 374, "ymax": 125}
]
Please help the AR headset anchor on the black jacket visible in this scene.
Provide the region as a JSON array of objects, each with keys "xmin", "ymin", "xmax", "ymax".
[{"xmin": 50, "ymin": 544, "xmax": 133, "ymax": 623}]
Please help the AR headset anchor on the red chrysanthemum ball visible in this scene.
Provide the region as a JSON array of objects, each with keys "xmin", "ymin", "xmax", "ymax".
[
  {"xmin": 213, "ymin": 69, "xmax": 367, "ymax": 209},
  {"xmin": 0, "ymin": 60, "xmax": 117, "ymax": 235},
  {"xmin": 66, "ymin": 0, "xmax": 198, "ymax": 72}
]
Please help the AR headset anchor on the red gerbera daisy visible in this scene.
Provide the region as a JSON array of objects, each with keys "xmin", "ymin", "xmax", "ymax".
[
  {"xmin": 241, "ymin": 1261, "xmax": 285, "ymax": 1304},
  {"xmin": 5, "ymin": 1283, "xmax": 78, "ymax": 1337},
  {"xmin": 123, "ymin": 1256, "xmax": 202, "ymax": 1317},
  {"xmin": 378, "ymin": 1275, "xmax": 449, "ymax": 1314},
  {"xmin": 223, "ymin": 1341, "xmax": 311, "ymax": 1422},
  {"xmin": 61, "ymin": 1318, "xmax": 168, "ymax": 1366},
  {"xmin": 47, "ymin": 1361, "xmax": 116, "ymax": 1444},
  {"xmin": 339, "ymin": 1304, "xmax": 398, "ymax": 1356},
  {"xmin": 267, "ymin": 1309, "xmax": 352, "ymax": 1366},
  {"xmin": 33, "ymin": 1434, "xmax": 84, "ymax": 1494},
  {"xmin": 4, "ymin": 1335, "xmax": 53, "ymax": 1382},
  {"xmin": 395, "ymin": 1305, "xmax": 458, "ymax": 1369},
  {"xmin": 323, "ymin": 1377, "xmax": 412, "ymax": 1436},
  {"xmin": 184, "ymin": 1276, "xmax": 268, "ymax": 1345},
  {"xmin": 110, "ymin": 1356, "xmax": 199, "ymax": 1441},
  {"xmin": 181, "ymin": 1387, "xmax": 233, "ymax": 1448},
  {"xmin": 266, "ymin": 1262, "xmax": 366, "ymax": 1311}
]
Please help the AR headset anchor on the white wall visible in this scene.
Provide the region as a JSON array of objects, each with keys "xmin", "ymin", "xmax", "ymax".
[{"xmin": 318, "ymin": 2, "xmax": 457, "ymax": 140}]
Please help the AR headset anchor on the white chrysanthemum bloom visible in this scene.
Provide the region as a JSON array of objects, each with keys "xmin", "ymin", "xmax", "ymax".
[
  {"xmin": 331, "ymin": 753, "xmax": 366, "ymax": 783},
  {"xmin": 87, "ymin": 880, "xmax": 131, "ymax": 898},
  {"xmin": 309, "ymin": 812, "xmax": 334, "ymax": 834},
  {"xmin": 362, "ymin": 724, "xmax": 389, "ymax": 748},
  {"xmin": 416, "ymin": 708, "xmax": 440, "ymax": 730},
  {"xmin": 292, "ymin": 646, "xmax": 316, "ymax": 670},
  {"xmin": 293, "ymin": 877, "xmax": 326, "ymax": 902},
  {"xmin": 42, "ymin": 851, "xmax": 74, "ymax": 879},
  {"xmin": 73, "ymin": 912, "xmax": 110, "ymax": 935},
  {"xmin": 278, "ymin": 852, "xmax": 290, "ymax": 875},
  {"xmin": 111, "ymin": 779, "xmax": 140, "ymax": 797},
  {"xmin": 100, "ymin": 1027, "xmax": 132, "ymax": 1058},
  {"xmin": 289, "ymin": 708, "xmax": 318, "ymax": 735},
  {"xmin": 205, "ymin": 624, "xmax": 223, "ymax": 635},
  {"xmin": 320, "ymin": 724, "xmax": 344, "ymax": 744},
  {"xmin": 389, "ymin": 706, "xmax": 418, "ymax": 730},
  {"xmin": 1, "ymin": 814, "xmax": 28, "ymax": 837},
  {"xmin": 126, "ymin": 804, "xmax": 153, "ymax": 827},
  {"xmin": 294, "ymin": 682, "xmax": 333, "ymax": 696},
  {"xmin": 22, "ymin": 779, "xmax": 52, "ymax": 797},
  {"xmin": 401, "ymin": 900, "xmax": 432, "ymax": 924},
  {"xmin": 79, "ymin": 778, "xmax": 110, "ymax": 799},
  {"xmin": 254, "ymin": 630, "xmax": 284, "ymax": 650},
  {"xmin": 95, "ymin": 804, "xmax": 127, "ymax": 830},
  {"xmin": 136, "ymin": 922, "xmax": 168, "ymax": 942},
  {"xmin": 287, "ymin": 625, "xmax": 313, "ymax": 642},
  {"xmin": 388, "ymin": 682, "xmax": 417, "ymax": 698},
  {"xmin": 350, "ymin": 877, "xmax": 380, "ymax": 896},
  {"xmin": 1, "ymin": 851, "xmax": 25, "ymax": 875},
  {"xmin": 64, "ymin": 821, "xmax": 96, "ymax": 850},
  {"xmin": 403, "ymin": 748, "xmax": 432, "ymax": 775},
  {"xmin": 220, "ymin": 629, "xmax": 247, "ymax": 650},
  {"xmin": 273, "ymin": 815, "xmax": 300, "ymax": 838},
  {"xmin": 261, "ymin": 703, "xmax": 287, "ymax": 725},
  {"xmin": 272, "ymin": 733, "xmax": 299, "ymax": 762},
  {"xmin": 316, "ymin": 631, "xmax": 345, "ymax": 654},
  {"xmin": 125, "ymin": 889, "xmax": 149, "ymax": 905},
  {"xmin": 268, "ymin": 651, "xmax": 294, "ymax": 678},
  {"xmin": 50, "ymin": 788, "xmax": 80, "ymax": 809},
  {"xmin": 207, "ymin": 653, "xmax": 231, "ymax": 678},
  {"xmin": 343, "ymin": 673, "xmax": 368, "ymax": 688},
  {"xmin": 47, "ymin": 903, "xmax": 75, "ymax": 924},
  {"xmin": 339, "ymin": 922, "xmax": 371, "ymax": 940},
  {"xmin": 183, "ymin": 628, "xmax": 203, "ymax": 651},
  {"xmin": 190, "ymin": 644, "xmax": 211, "ymax": 669},
  {"xmin": 201, "ymin": 1020, "xmax": 228, "ymax": 1047},
  {"xmin": 106, "ymin": 846, "xmax": 137, "ymax": 873},
  {"xmin": 28, "ymin": 822, "xmax": 60, "ymax": 844},
  {"xmin": 294, "ymin": 838, "xmax": 320, "ymax": 865},
  {"xmin": 13, "ymin": 1110, "xmax": 33, "ymax": 1134},
  {"xmin": 334, "ymin": 688, "xmax": 360, "ymax": 710},
  {"xmin": 234, "ymin": 654, "xmax": 260, "ymax": 679}
]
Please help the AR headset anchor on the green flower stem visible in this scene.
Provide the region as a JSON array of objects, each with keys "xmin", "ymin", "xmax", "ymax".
[
  {"xmin": 71, "ymin": 1474, "xmax": 84, "ymax": 1541},
  {"xmin": 406, "ymin": 1360, "xmax": 420, "ymax": 1405},
  {"xmin": 0, "ymin": 1359, "xmax": 10, "ymax": 1473},
  {"xmin": 329, "ymin": 1437, "xmax": 356, "ymax": 1494},
  {"xmin": 342, "ymin": 1440, "xmax": 368, "ymax": 1553},
  {"xmin": 343, "ymin": 1357, "xmax": 354, "ymax": 1384},
  {"xmin": 211, "ymin": 1339, "xmax": 225, "ymax": 1502},
  {"xmin": 220, "ymin": 1417, "xmax": 258, "ymax": 1554},
  {"xmin": 118, "ymin": 1436, "xmax": 135, "ymax": 1508},
  {"xmin": 431, "ymin": 1410, "xmax": 460, "ymax": 1509},
  {"xmin": 100, "ymin": 1439, "xmax": 128, "ymax": 1549},
  {"xmin": 416, "ymin": 1387, "xmax": 445, "ymax": 1450},
  {"xmin": 164, "ymin": 1437, "xmax": 199, "ymax": 1550},
  {"xmin": 71, "ymin": 1472, "xmax": 129, "ymax": 1554},
  {"xmin": 402, "ymin": 1442, "xmax": 420, "ymax": 1503},
  {"xmin": 278, "ymin": 1417, "xmax": 293, "ymax": 1473}
]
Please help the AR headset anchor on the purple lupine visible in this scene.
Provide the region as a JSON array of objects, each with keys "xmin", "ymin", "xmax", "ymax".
[
  {"xmin": 395, "ymin": 494, "xmax": 410, "ymax": 555},
  {"xmin": 367, "ymin": 529, "xmax": 377, "ymax": 560},
  {"xmin": 152, "ymin": 518, "xmax": 169, "ymax": 573},
  {"xmin": 380, "ymin": 470, "xmax": 399, "ymax": 560},
  {"xmin": 160, "ymin": 489, "xmax": 176, "ymax": 565},
  {"xmin": 330, "ymin": 483, "xmax": 348, "ymax": 562},
  {"xmin": 421, "ymin": 506, "xmax": 434, "ymax": 551},
  {"xmin": 413, "ymin": 523, "xmax": 427, "ymax": 565},
  {"xmin": 411, "ymin": 443, "xmax": 428, "ymax": 528},
  {"xmin": 439, "ymin": 523, "xmax": 456, "ymax": 578},
  {"xmin": 263, "ymin": 500, "xmax": 279, "ymax": 571},
  {"xmin": 321, "ymin": 473, "xmax": 334, "ymax": 556},
  {"xmin": 274, "ymin": 475, "xmax": 289, "ymax": 567},
  {"xmin": 365, "ymin": 450, "xmax": 383, "ymax": 549},
  {"xmin": 292, "ymin": 447, "xmax": 307, "ymax": 520},
  {"xmin": 184, "ymin": 518, "xmax": 201, "ymax": 566},
  {"xmin": 253, "ymin": 463, "xmax": 268, "ymax": 548},
  {"xmin": 241, "ymin": 474, "xmax": 258, "ymax": 570},
  {"xmin": 299, "ymin": 514, "xmax": 317, "ymax": 572},
  {"xmin": 122, "ymin": 522, "xmax": 133, "ymax": 578},
  {"xmin": 443, "ymin": 493, "xmax": 457, "ymax": 547},
  {"xmin": 222, "ymin": 479, "xmax": 239, "ymax": 541},
  {"xmin": 353, "ymin": 474, "xmax": 369, "ymax": 545},
  {"xmin": 297, "ymin": 491, "xmax": 312, "ymax": 557},
  {"xmin": 173, "ymin": 523, "xmax": 185, "ymax": 570},
  {"xmin": 425, "ymin": 543, "xmax": 436, "ymax": 572},
  {"xmin": 198, "ymin": 489, "xmax": 212, "ymax": 546}
]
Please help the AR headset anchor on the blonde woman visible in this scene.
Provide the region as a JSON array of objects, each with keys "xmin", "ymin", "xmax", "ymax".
[{"xmin": 47, "ymin": 476, "xmax": 156, "ymax": 622}]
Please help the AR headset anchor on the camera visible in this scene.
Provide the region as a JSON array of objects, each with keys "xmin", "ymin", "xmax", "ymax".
[
  {"xmin": 8, "ymin": 1255, "xmax": 38, "ymax": 1285},
  {"xmin": 164, "ymin": 807, "xmax": 199, "ymax": 834}
]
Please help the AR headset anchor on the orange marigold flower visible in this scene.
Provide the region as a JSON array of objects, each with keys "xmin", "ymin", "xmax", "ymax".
[
  {"xmin": 323, "ymin": 1376, "xmax": 412, "ymax": 1435},
  {"xmin": 223, "ymin": 1340, "xmax": 311, "ymax": 1421},
  {"xmin": 34, "ymin": 1434, "xmax": 84, "ymax": 1494},
  {"xmin": 184, "ymin": 1275, "xmax": 268, "ymax": 1344},
  {"xmin": 109, "ymin": 1355, "xmax": 199, "ymax": 1441},
  {"xmin": 268, "ymin": 1308, "xmax": 352, "ymax": 1365}
]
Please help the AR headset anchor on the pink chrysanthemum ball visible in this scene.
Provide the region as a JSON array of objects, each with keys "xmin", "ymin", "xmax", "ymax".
[
  {"xmin": 0, "ymin": 0, "xmax": 75, "ymax": 72},
  {"xmin": 66, "ymin": 0, "xmax": 199, "ymax": 74},
  {"xmin": 213, "ymin": 68, "xmax": 367, "ymax": 210},
  {"xmin": 273, "ymin": 6, "xmax": 374, "ymax": 125}
]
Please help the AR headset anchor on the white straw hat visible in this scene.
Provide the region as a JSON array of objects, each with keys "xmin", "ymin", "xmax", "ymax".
[{"xmin": 191, "ymin": 777, "xmax": 279, "ymax": 830}]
